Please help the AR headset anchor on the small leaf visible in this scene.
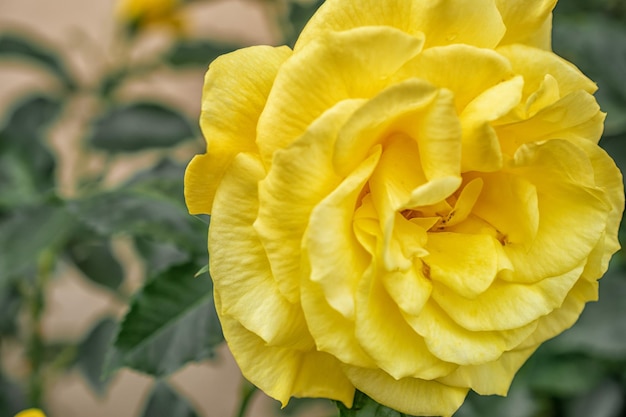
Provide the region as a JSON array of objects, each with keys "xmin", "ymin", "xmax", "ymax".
[
  {"xmin": 0, "ymin": 201, "xmax": 74, "ymax": 285},
  {"xmin": 139, "ymin": 380, "xmax": 200, "ymax": 417},
  {"xmin": 0, "ymin": 32, "xmax": 75, "ymax": 90},
  {"xmin": 123, "ymin": 158, "xmax": 187, "ymax": 202},
  {"xmin": 194, "ymin": 264, "xmax": 208, "ymax": 277},
  {"xmin": 88, "ymin": 102, "xmax": 195, "ymax": 152},
  {"xmin": 66, "ymin": 238, "xmax": 124, "ymax": 291},
  {"xmin": 166, "ymin": 39, "xmax": 241, "ymax": 67},
  {"xmin": 0, "ymin": 95, "xmax": 62, "ymax": 209},
  {"xmin": 76, "ymin": 317, "xmax": 118, "ymax": 395},
  {"xmin": 337, "ymin": 391, "xmax": 416, "ymax": 417},
  {"xmin": 106, "ymin": 262, "xmax": 223, "ymax": 377},
  {"xmin": 134, "ymin": 237, "xmax": 190, "ymax": 278},
  {"xmin": 69, "ymin": 190, "xmax": 205, "ymax": 254}
]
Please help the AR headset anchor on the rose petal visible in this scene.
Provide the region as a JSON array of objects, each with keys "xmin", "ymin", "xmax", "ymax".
[
  {"xmin": 209, "ymin": 153, "xmax": 310, "ymax": 348},
  {"xmin": 355, "ymin": 262, "xmax": 457, "ymax": 380},
  {"xmin": 407, "ymin": 300, "xmax": 537, "ymax": 365},
  {"xmin": 184, "ymin": 45, "xmax": 291, "ymax": 215},
  {"xmin": 495, "ymin": 0, "xmax": 556, "ymax": 49},
  {"xmin": 255, "ymin": 99, "xmax": 363, "ymax": 302},
  {"xmin": 437, "ymin": 346, "xmax": 537, "ymax": 395},
  {"xmin": 342, "ymin": 365, "xmax": 468, "ymax": 417},
  {"xmin": 296, "ymin": 0, "xmax": 505, "ymax": 50},
  {"xmin": 258, "ymin": 26, "xmax": 424, "ymax": 166},
  {"xmin": 217, "ymin": 295, "xmax": 355, "ymax": 407}
]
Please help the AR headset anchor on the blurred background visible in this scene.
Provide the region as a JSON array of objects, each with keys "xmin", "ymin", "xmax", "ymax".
[{"xmin": 0, "ymin": 0, "xmax": 625, "ymax": 417}]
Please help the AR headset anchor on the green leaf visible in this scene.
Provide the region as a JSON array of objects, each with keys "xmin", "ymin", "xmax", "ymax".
[
  {"xmin": 123, "ymin": 158, "xmax": 186, "ymax": 203},
  {"xmin": 564, "ymin": 379, "xmax": 625, "ymax": 417},
  {"xmin": 69, "ymin": 190, "xmax": 205, "ymax": 254},
  {"xmin": 0, "ymin": 201, "xmax": 74, "ymax": 285},
  {"xmin": 0, "ymin": 281, "xmax": 23, "ymax": 336},
  {"xmin": 287, "ymin": 0, "xmax": 325, "ymax": 46},
  {"xmin": 166, "ymin": 39, "xmax": 241, "ymax": 67},
  {"xmin": 524, "ymin": 353, "xmax": 605, "ymax": 397},
  {"xmin": 546, "ymin": 271, "xmax": 626, "ymax": 360},
  {"xmin": 553, "ymin": 13, "xmax": 626, "ymax": 136},
  {"xmin": 106, "ymin": 262, "xmax": 223, "ymax": 377},
  {"xmin": 134, "ymin": 237, "xmax": 190, "ymax": 278},
  {"xmin": 66, "ymin": 237, "xmax": 124, "ymax": 291},
  {"xmin": 454, "ymin": 387, "xmax": 543, "ymax": 417},
  {"xmin": 0, "ymin": 32, "xmax": 76, "ymax": 90},
  {"xmin": 139, "ymin": 380, "xmax": 200, "ymax": 417},
  {"xmin": 0, "ymin": 95, "xmax": 62, "ymax": 209},
  {"xmin": 337, "ymin": 391, "xmax": 416, "ymax": 417},
  {"xmin": 88, "ymin": 102, "xmax": 195, "ymax": 152},
  {"xmin": 76, "ymin": 317, "xmax": 118, "ymax": 395}
]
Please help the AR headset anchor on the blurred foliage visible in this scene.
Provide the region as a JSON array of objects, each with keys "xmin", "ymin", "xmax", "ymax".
[{"xmin": 0, "ymin": 0, "xmax": 626, "ymax": 416}]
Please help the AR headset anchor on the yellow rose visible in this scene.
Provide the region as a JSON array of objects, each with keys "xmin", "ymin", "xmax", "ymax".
[
  {"xmin": 115, "ymin": 0, "xmax": 184, "ymax": 31},
  {"xmin": 14, "ymin": 410, "xmax": 45, "ymax": 417},
  {"xmin": 184, "ymin": 0, "xmax": 624, "ymax": 415}
]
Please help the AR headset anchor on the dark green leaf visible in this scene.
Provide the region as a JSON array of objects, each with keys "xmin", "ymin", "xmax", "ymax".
[
  {"xmin": 88, "ymin": 102, "xmax": 195, "ymax": 152},
  {"xmin": 66, "ymin": 238, "xmax": 124, "ymax": 291},
  {"xmin": 123, "ymin": 158, "xmax": 186, "ymax": 203},
  {"xmin": 553, "ymin": 13, "xmax": 626, "ymax": 136},
  {"xmin": 76, "ymin": 317, "xmax": 118, "ymax": 395},
  {"xmin": 0, "ymin": 32, "xmax": 75, "ymax": 90},
  {"xmin": 455, "ymin": 387, "xmax": 543, "ymax": 417},
  {"xmin": 69, "ymin": 190, "xmax": 205, "ymax": 254},
  {"xmin": 337, "ymin": 391, "xmax": 417, "ymax": 417},
  {"xmin": 546, "ymin": 271, "xmax": 626, "ymax": 360},
  {"xmin": 0, "ymin": 281, "xmax": 23, "ymax": 336},
  {"xmin": 0, "ymin": 95, "xmax": 62, "ymax": 209},
  {"xmin": 564, "ymin": 379, "xmax": 625, "ymax": 417},
  {"xmin": 0, "ymin": 373, "xmax": 27, "ymax": 416},
  {"xmin": 166, "ymin": 39, "xmax": 241, "ymax": 67},
  {"xmin": 134, "ymin": 237, "xmax": 190, "ymax": 278},
  {"xmin": 287, "ymin": 0, "xmax": 325, "ymax": 46},
  {"xmin": 0, "ymin": 201, "xmax": 74, "ymax": 285},
  {"xmin": 524, "ymin": 354, "xmax": 605, "ymax": 397},
  {"xmin": 139, "ymin": 380, "xmax": 200, "ymax": 417},
  {"xmin": 106, "ymin": 263, "xmax": 223, "ymax": 377}
]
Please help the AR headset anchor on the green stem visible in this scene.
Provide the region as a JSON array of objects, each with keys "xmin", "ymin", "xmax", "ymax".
[
  {"xmin": 26, "ymin": 249, "xmax": 55, "ymax": 408},
  {"xmin": 233, "ymin": 380, "xmax": 258, "ymax": 417}
]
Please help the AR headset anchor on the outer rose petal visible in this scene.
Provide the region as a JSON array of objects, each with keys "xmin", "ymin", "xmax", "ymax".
[
  {"xmin": 495, "ymin": 0, "xmax": 556, "ymax": 49},
  {"xmin": 255, "ymin": 100, "xmax": 363, "ymax": 303},
  {"xmin": 437, "ymin": 346, "xmax": 537, "ymax": 395},
  {"xmin": 257, "ymin": 26, "xmax": 424, "ymax": 166},
  {"xmin": 209, "ymin": 153, "xmax": 311, "ymax": 348},
  {"xmin": 295, "ymin": 0, "xmax": 505, "ymax": 50},
  {"xmin": 184, "ymin": 45, "xmax": 291, "ymax": 215},
  {"xmin": 342, "ymin": 365, "xmax": 468, "ymax": 417},
  {"xmin": 216, "ymin": 295, "xmax": 355, "ymax": 407}
]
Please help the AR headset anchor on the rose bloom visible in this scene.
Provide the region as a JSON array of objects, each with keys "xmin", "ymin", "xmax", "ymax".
[
  {"xmin": 115, "ymin": 0, "xmax": 184, "ymax": 31},
  {"xmin": 14, "ymin": 410, "xmax": 45, "ymax": 417},
  {"xmin": 185, "ymin": 0, "xmax": 624, "ymax": 415}
]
